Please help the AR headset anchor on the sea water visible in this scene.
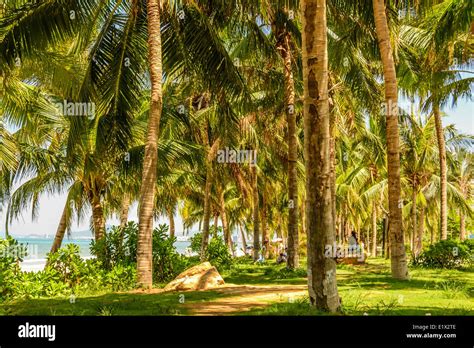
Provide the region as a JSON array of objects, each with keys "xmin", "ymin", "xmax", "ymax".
[{"xmin": 14, "ymin": 237, "xmax": 191, "ymax": 272}]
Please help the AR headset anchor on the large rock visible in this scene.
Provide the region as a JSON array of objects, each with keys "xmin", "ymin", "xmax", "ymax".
[{"xmin": 164, "ymin": 262, "xmax": 225, "ymax": 291}]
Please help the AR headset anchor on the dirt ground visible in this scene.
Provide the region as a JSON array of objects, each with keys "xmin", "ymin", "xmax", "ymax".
[{"xmin": 181, "ymin": 284, "xmax": 307, "ymax": 315}]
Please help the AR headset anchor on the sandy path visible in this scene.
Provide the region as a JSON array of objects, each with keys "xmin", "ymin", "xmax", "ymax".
[{"xmin": 182, "ymin": 284, "xmax": 307, "ymax": 315}]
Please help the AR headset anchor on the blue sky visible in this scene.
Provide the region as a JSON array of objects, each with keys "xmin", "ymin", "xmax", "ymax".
[{"xmin": 1, "ymin": 100, "xmax": 472, "ymax": 237}]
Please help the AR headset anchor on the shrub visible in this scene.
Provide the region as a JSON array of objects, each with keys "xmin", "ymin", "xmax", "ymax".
[
  {"xmin": 152, "ymin": 224, "xmax": 188, "ymax": 282},
  {"xmin": 189, "ymin": 227, "xmax": 233, "ymax": 270},
  {"xmin": 1, "ymin": 240, "xmax": 137, "ymax": 302},
  {"xmin": 411, "ymin": 239, "xmax": 473, "ymax": 269},
  {"xmin": 90, "ymin": 222, "xmax": 138, "ymax": 270},
  {"xmin": 104, "ymin": 263, "xmax": 137, "ymax": 291},
  {"xmin": 0, "ymin": 237, "xmax": 26, "ymax": 302},
  {"xmin": 91, "ymin": 222, "xmax": 187, "ymax": 283},
  {"xmin": 46, "ymin": 244, "xmax": 89, "ymax": 286}
]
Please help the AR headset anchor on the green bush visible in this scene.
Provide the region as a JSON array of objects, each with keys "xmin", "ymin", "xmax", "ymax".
[
  {"xmin": 0, "ymin": 239, "xmax": 137, "ymax": 302},
  {"xmin": 0, "ymin": 237, "xmax": 26, "ymax": 302},
  {"xmin": 91, "ymin": 222, "xmax": 188, "ymax": 283},
  {"xmin": 152, "ymin": 224, "xmax": 189, "ymax": 282},
  {"xmin": 411, "ymin": 239, "xmax": 473, "ymax": 269},
  {"xmin": 90, "ymin": 222, "xmax": 138, "ymax": 270},
  {"xmin": 46, "ymin": 244, "xmax": 89, "ymax": 286},
  {"xmin": 190, "ymin": 227, "xmax": 233, "ymax": 270}
]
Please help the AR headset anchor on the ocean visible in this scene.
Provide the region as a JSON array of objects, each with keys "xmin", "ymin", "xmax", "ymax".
[{"xmin": 15, "ymin": 237, "xmax": 191, "ymax": 272}]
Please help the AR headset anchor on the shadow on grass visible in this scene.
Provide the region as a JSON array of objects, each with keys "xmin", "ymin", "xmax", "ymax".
[{"xmin": 0, "ymin": 290, "xmax": 227, "ymax": 316}]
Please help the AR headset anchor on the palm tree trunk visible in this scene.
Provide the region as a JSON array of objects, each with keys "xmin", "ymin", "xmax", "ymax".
[
  {"xmin": 415, "ymin": 207, "xmax": 424, "ymax": 256},
  {"xmin": 411, "ymin": 189, "xmax": 417, "ymax": 254},
  {"xmin": 252, "ymin": 165, "xmax": 260, "ymax": 261},
  {"xmin": 137, "ymin": 0, "xmax": 163, "ymax": 288},
  {"xmin": 329, "ymin": 93, "xmax": 337, "ymax": 239},
  {"xmin": 460, "ymin": 211, "xmax": 466, "ymax": 240},
  {"xmin": 301, "ymin": 0, "xmax": 340, "ymax": 312},
  {"xmin": 200, "ymin": 165, "xmax": 213, "ymax": 261},
  {"xmin": 433, "ymin": 103, "xmax": 448, "ymax": 240},
  {"xmin": 120, "ymin": 195, "xmax": 130, "ymax": 228},
  {"xmin": 219, "ymin": 189, "xmax": 232, "ymax": 254},
  {"xmin": 278, "ymin": 31, "xmax": 299, "ymax": 270},
  {"xmin": 372, "ymin": 0, "xmax": 408, "ymax": 280},
  {"xmin": 118, "ymin": 194, "xmax": 130, "ymax": 256},
  {"xmin": 50, "ymin": 202, "xmax": 69, "ymax": 254},
  {"xmin": 371, "ymin": 203, "xmax": 377, "ymax": 257},
  {"xmin": 168, "ymin": 207, "xmax": 175, "ymax": 239},
  {"xmin": 239, "ymin": 223, "xmax": 247, "ymax": 255},
  {"xmin": 90, "ymin": 193, "xmax": 105, "ymax": 241},
  {"xmin": 261, "ymin": 192, "xmax": 268, "ymax": 258}
]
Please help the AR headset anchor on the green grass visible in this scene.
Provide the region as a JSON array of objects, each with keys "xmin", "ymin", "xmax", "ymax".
[
  {"xmin": 243, "ymin": 259, "xmax": 474, "ymax": 316},
  {"xmin": 1, "ymin": 258, "xmax": 472, "ymax": 316},
  {"xmin": 0, "ymin": 289, "xmax": 233, "ymax": 316}
]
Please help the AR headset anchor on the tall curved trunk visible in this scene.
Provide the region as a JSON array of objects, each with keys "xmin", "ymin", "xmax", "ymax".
[
  {"xmin": 372, "ymin": 0, "xmax": 408, "ymax": 280},
  {"xmin": 278, "ymin": 30, "xmax": 299, "ymax": 269},
  {"xmin": 168, "ymin": 207, "xmax": 175, "ymax": 239},
  {"xmin": 371, "ymin": 203, "xmax": 377, "ymax": 257},
  {"xmin": 411, "ymin": 188, "xmax": 417, "ymax": 254},
  {"xmin": 200, "ymin": 165, "xmax": 213, "ymax": 261},
  {"xmin": 90, "ymin": 193, "xmax": 105, "ymax": 241},
  {"xmin": 137, "ymin": 0, "xmax": 163, "ymax": 288},
  {"xmin": 50, "ymin": 202, "xmax": 69, "ymax": 254},
  {"xmin": 252, "ymin": 165, "xmax": 260, "ymax": 261},
  {"xmin": 239, "ymin": 224, "xmax": 247, "ymax": 254},
  {"xmin": 118, "ymin": 195, "xmax": 130, "ymax": 256},
  {"xmin": 261, "ymin": 190, "xmax": 269, "ymax": 258},
  {"xmin": 433, "ymin": 103, "xmax": 448, "ymax": 240},
  {"xmin": 460, "ymin": 211, "xmax": 466, "ymax": 240},
  {"xmin": 120, "ymin": 194, "xmax": 130, "ymax": 228},
  {"xmin": 219, "ymin": 188, "xmax": 232, "ymax": 255},
  {"xmin": 415, "ymin": 207, "xmax": 424, "ymax": 256},
  {"xmin": 301, "ymin": 0, "xmax": 340, "ymax": 312},
  {"xmin": 213, "ymin": 213, "xmax": 219, "ymax": 228}
]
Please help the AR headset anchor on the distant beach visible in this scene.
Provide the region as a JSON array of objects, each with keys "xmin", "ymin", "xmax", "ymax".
[{"xmin": 15, "ymin": 237, "xmax": 191, "ymax": 272}]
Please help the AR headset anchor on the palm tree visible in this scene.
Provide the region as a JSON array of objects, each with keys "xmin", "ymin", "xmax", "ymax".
[
  {"xmin": 372, "ymin": 0, "xmax": 408, "ymax": 280},
  {"xmin": 301, "ymin": 0, "xmax": 340, "ymax": 312},
  {"xmin": 275, "ymin": 9, "xmax": 300, "ymax": 269},
  {"xmin": 136, "ymin": 0, "xmax": 164, "ymax": 288},
  {"xmin": 399, "ymin": 0, "xmax": 473, "ymax": 240},
  {"xmin": 451, "ymin": 150, "xmax": 474, "ymax": 240}
]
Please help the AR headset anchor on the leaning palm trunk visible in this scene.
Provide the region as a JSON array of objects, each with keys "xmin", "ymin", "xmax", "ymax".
[
  {"xmin": 433, "ymin": 103, "xmax": 448, "ymax": 240},
  {"xmin": 415, "ymin": 207, "xmax": 424, "ymax": 256},
  {"xmin": 252, "ymin": 166, "xmax": 260, "ymax": 261},
  {"xmin": 460, "ymin": 211, "xmax": 466, "ymax": 240},
  {"xmin": 90, "ymin": 193, "xmax": 105, "ymax": 241},
  {"xmin": 137, "ymin": 0, "xmax": 163, "ymax": 288},
  {"xmin": 371, "ymin": 203, "xmax": 377, "ymax": 257},
  {"xmin": 120, "ymin": 195, "xmax": 130, "ymax": 228},
  {"xmin": 372, "ymin": 0, "xmax": 408, "ymax": 280},
  {"xmin": 239, "ymin": 224, "xmax": 247, "ymax": 254},
  {"xmin": 118, "ymin": 195, "xmax": 130, "ymax": 256},
  {"xmin": 411, "ymin": 189, "xmax": 417, "ymax": 253},
  {"xmin": 219, "ymin": 189, "xmax": 233, "ymax": 255},
  {"xmin": 168, "ymin": 207, "xmax": 175, "ymax": 239},
  {"xmin": 261, "ymin": 191, "xmax": 269, "ymax": 258},
  {"xmin": 200, "ymin": 164, "xmax": 213, "ymax": 261},
  {"xmin": 278, "ymin": 31, "xmax": 299, "ymax": 270},
  {"xmin": 50, "ymin": 202, "xmax": 69, "ymax": 254},
  {"xmin": 301, "ymin": 0, "xmax": 340, "ymax": 312}
]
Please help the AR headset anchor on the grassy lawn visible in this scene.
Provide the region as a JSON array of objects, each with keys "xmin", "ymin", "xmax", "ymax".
[
  {"xmin": 243, "ymin": 259, "xmax": 474, "ymax": 316},
  {"xmin": 1, "ymin": 258, "xmax": 472, "ymax": 316}
]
